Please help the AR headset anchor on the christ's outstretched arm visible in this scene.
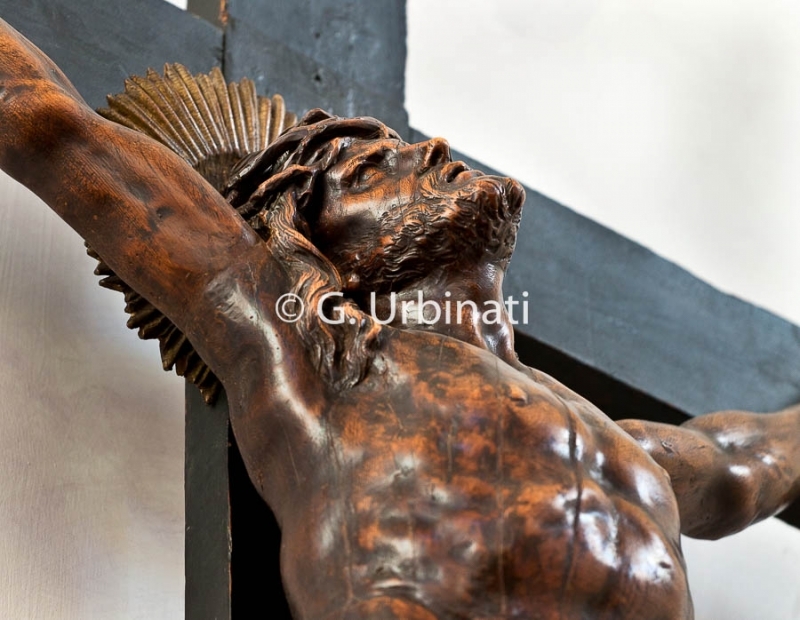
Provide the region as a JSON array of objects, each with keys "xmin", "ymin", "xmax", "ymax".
[
  {"xmin": 618, "ymin": 405, "xmax": 800, "ymax": 539},
  {"xmin": 0, "ymin": 18, "xmax": 258, "ymax": 336},
  {"xmin": 0, "ymin": 18, "xmax": 333, "ymax": 437}
]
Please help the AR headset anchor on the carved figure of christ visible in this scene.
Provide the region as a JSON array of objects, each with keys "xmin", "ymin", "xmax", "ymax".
[{"xmin": 0, "ymin": 19, "xmax": 798, "ymax": 620}]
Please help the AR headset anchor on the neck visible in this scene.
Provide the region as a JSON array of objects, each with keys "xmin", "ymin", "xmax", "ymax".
[{"xmin": 365, "ymin": 262, "xmax": 518, "ymax": 366}]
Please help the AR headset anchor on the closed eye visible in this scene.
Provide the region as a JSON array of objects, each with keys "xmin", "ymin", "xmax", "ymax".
[
  {"xmin": 355, "ymin": 161, "xmax": 380, "ymax": 185},
  {"xmin": 344, "ymin": 148, "xmax": 393, "ymax": 188}
]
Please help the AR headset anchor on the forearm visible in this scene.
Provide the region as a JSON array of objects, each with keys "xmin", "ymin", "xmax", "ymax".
[
  {"xmin": 0, "ymin": 18, "xmax": 84, "ymax": 103},
  {"xmin": 619, "ymin": 405, "xmax": 800, "ymax": 539},
  {"xmin": 0, "ymin": 18, "xmax": 90, "ymax": 194}
]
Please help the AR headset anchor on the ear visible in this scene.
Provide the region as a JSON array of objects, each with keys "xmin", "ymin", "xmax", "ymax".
[
  {"xmin": 263, "ymin": 168, "xmax": 322, "ymax": 238},
  {"xmin": 290, "ymin": 167, "xmax": 317, "ymax": 211},
  {"xmin": 343, "ymin": 271, "xmax": 361, "ymax": 292}
]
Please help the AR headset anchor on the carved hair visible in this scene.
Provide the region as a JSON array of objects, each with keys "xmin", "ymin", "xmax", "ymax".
[{"xmin": 225, "ymin": 110, "xmax": 399, "ymax": 391}]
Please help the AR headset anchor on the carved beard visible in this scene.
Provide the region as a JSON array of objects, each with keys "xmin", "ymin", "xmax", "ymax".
[{"xmin": 338, "ymin": 176, "xmax": 524, "ymax": 294}]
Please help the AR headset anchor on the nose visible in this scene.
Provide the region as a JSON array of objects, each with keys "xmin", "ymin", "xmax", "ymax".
[{"xmin": 419, "ymin": 137, "xmax": 451, "ymax": 170}]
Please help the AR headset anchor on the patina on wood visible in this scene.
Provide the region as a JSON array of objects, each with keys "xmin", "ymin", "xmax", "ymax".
[{"xmin": 1, "ymin": 18, "xmax": 799, "ymax": 619}]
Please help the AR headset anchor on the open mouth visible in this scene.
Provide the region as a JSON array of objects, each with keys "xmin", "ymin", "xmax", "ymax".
[
  {"xmin": 440, "ymin": 161, "xmax": 475, "ymax": 183},
  {"xmin": 436, "ymin": 161, "xmax": 526, "ymax": 220}
]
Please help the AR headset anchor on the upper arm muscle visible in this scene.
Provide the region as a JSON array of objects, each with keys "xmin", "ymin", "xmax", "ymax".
[
  {"xmin": 3, "ymin": 88, "xmax": 261, "ymax": 360},
  {"xmin": 618, "ymin": 412, "xmax": 800, "ymax": 539}
]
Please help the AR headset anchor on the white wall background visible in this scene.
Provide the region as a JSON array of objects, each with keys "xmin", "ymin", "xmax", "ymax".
[
  {"xmin": 0, "ymin": 1, "xmax": 799, "ymax": 619},
  {"xmin": 0, "ymin": 176, "xmax": 185, "ymax": 617},
  {"xmin": 406, "ymin": 1, "xmax": 800, "ymax": 618},
  {"xmin": 407, "ymin": 0, "xmax": 800, "ymax": 328}
]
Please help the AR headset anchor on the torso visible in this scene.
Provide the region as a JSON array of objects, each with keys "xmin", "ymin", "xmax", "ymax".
[{"xmin": 238, "ymin": 329, "xmax": 692, "ymax": 619}]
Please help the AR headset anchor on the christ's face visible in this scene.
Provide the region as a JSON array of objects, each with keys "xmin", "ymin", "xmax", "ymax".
[
  {"xmin": 313, "ymin": 136, "xmax": 453, "ymax": 247},
  {"xmin": 311, "ymin": 136, "xmax": 525, "ymax": 292}
]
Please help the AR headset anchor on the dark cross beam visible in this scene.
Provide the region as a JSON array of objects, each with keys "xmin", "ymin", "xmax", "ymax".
[{"xmin": 3, "ymin": 0, "xmax": 798, "ymax": 618}]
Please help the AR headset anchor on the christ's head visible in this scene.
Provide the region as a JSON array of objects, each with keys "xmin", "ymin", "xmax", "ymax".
[{"xmin": 225, "ymin": 109, "xmax": 525, "ymax": 296}]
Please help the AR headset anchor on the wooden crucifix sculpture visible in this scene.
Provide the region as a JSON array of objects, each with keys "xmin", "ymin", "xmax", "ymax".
[{"xmin": 1, "ymin": 18, "xmax": 799, "ymax": 619}]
